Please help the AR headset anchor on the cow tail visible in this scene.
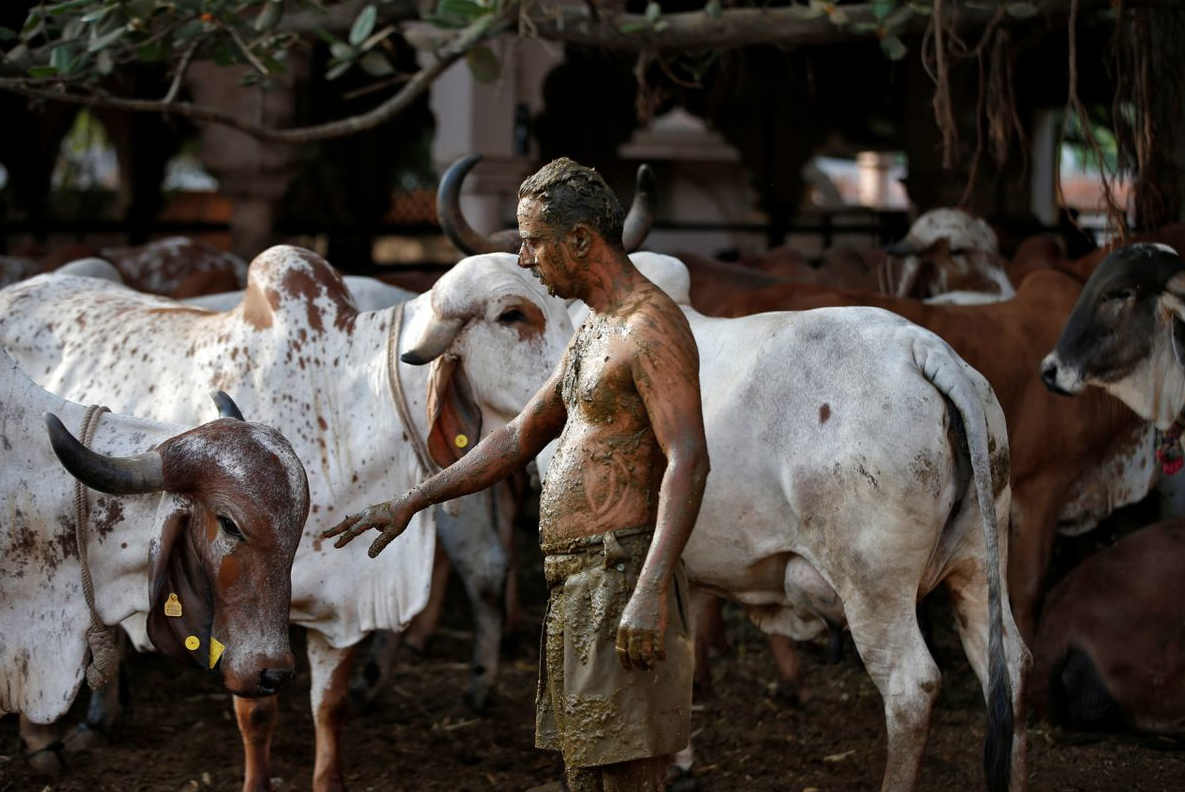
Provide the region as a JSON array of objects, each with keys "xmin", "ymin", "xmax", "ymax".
[{"xmin": 917, "ymin": 340, "xmax": 1014, "ymax": 792}]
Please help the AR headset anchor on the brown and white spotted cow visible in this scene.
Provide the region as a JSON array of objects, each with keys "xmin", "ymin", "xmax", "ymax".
[
  {"xmin": 1029, "ymin": 519, "xmax": 1185, "ymax": 734},
  {"xmin": 0, "ymin": 346, "xmax": 309, "ymax": 770},
  {"xmin": 884, "ymin": 207, "xmax": 1015, "ymax": 303},
  {"xmin": 0, "ymin": 246, "xmax": 573, "ymax": 792}
]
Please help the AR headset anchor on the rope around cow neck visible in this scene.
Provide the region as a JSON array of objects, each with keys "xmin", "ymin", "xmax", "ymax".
[
  {"xmin": 73, "ymin": 404, "xmax": 120, "ymax": 690},
  {"xmin": 387, "ymin": 302, "xmax": 441, "ymax": 479}
]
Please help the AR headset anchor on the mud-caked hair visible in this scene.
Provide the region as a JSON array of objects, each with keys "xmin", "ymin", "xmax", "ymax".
[{"xmin": 518, "ymin": 158, "xmax": 625, "ymax": 250}]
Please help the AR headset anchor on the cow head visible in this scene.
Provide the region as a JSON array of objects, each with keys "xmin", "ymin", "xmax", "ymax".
[
  {"xmin": 1041, "ymin": 243, "xmax": 1185, "ymax": 426},
  {"xmin": 45, "ymin": 394, "xmax": 310, "ymax": 698},
  {"xmin": 884, "ymin": 208, "xmax": 1013, "ymax": 299},
  {"xmin": 401, "ymin": 253, "xmax": 573, "ymax": 466}
]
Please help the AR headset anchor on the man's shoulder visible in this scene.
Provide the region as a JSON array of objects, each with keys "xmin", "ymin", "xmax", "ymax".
[{"xmin": 624, "ymin": 284, "xmax": 693, "ymax": 337}]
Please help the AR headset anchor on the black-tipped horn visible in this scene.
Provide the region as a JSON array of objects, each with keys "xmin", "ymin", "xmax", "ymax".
[
  {"xmin": 211, "ymin": 391, "xmax": 244, "ymax": 421},
  {"xmin": 622, "ymin": 163, "xmax": 657, "ymax": 252},
  {"xmin": 400, "ymin": 316, "xmax": 464, "ymax": 366},
  {"xmin": 45, "ymin": 412, "xmax": 165, "ymax": 495},
  {"xmin": 438, "ymin": 155, "xmax": 519, "ymax": 256}
]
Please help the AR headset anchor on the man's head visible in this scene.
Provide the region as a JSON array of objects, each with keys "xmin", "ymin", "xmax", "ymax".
[{"xmin": 516, "ymin": 159, "xmax": 625, "ymax": 299}]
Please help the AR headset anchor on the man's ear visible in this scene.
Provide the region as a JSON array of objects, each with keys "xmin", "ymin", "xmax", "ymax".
[{"xmin": 568, "ymin": 225, "xmax": 592, "ymax": 259}]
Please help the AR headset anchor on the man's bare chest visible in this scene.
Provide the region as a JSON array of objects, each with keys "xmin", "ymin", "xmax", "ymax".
[{"xmin": 561, "ymin": 325, "xmax": 641, "ymax": 422}]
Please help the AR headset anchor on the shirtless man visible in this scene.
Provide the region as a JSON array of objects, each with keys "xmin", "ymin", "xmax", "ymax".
[{"xmin": 325, "ymin": 157, "xmax": 710, "ymax": 791}]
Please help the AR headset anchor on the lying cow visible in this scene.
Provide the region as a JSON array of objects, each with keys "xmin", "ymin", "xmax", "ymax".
[
  {"xmin": 0, "ymin": 346, "xmax": 309, "ymax": 770},
  {"xmin": 0, "ymin": 245, "xmax": 573, "ymax": 792},
  {"xmin": 540, "ymin": 252, "xmax": 1029, "ymax": 792},
  {"xmin": 1030, "ymin": 519, "xmax": 1185, "ymax": 734}
]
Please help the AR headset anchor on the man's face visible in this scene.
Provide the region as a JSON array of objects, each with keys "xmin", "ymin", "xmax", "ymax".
[{"xmin": 517, "ymin": 197, "xmax": 574, "ymax": 299}]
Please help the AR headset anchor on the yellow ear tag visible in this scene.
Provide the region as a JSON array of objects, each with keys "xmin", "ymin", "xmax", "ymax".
[
  {"xmin": 184, "ymin": 635, "xmax": 200, "ymax": 651},
  {"xmin": 454, "ymin": 434, "xmax": 469, "ymax": 448},
  {"xmin": 164, "ymin": 593, "xmax": 183, "ymax": 618},
  {"xmin": 208, "ymin": 637, "xmax": 226, "ymax": 670}
]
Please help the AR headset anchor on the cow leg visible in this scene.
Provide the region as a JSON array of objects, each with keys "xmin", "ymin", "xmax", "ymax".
[
  {"xmin": 1005, "ymin": 493, "xmax": 1061, "ymax": 644},
  {"xmin": 233, "ymin": 695, "xmax": 278, "ymax": 792},
  {"xmin": 403, "ymin": 543, "xmax": 452, "ymax": 653},
  {"xmin": 437, "ymin": 490, "xmax": 507, "ymax": 712},
  {"xmin": 348, "ymin": 630, "xmax": 400, "ymax": 710},
  {"xmin": 494, "ymin": 478, "xmax": 523, "ymax": 640},
  {"xmin": 308, "ymin": 629, "xmax": 357, "ymax": 792},
  {"xmin": 691, "ymin": 591, "xmax": 729, "ymax": 696},
  {"xmin": 945, "ymin": 565, "xmax": 1031, "ymax": 792},
  {"xmin": 844, "ymin": 595, "xmax": 941, "ymax": 792},
  {"xmin": 19, "ymin": 715, "xmax": 64, "ymax": 775}
]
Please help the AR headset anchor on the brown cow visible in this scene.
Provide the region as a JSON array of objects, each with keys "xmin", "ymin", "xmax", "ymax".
[{"xmin": 1030, "ymin": 520, "xmax": 1185, "ymax": 734}]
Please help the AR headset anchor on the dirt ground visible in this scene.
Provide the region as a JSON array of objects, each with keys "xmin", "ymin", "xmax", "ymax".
[{"xmin": 4, "ymin": 528, "xmax": 1185, "ymax": 792}]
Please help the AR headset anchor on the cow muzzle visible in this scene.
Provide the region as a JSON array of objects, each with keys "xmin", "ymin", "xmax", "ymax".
[{"xmin": 1040, "ymin": 354, "xmax": 1078, "ymax": 396}]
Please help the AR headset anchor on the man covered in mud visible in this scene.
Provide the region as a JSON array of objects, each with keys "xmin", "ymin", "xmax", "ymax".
[{"xmin": 325, "ymin": 157, "xmax": 709, "ymax": 791}]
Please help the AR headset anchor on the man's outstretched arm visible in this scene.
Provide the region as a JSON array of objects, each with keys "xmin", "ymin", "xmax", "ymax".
[
  {"xmin": 618, "ymin": 303, "xmax": 710, "ymax": 670},
  {"xmin": 325, "ymin": 366, "xmax": 567, "ymax": 557}
]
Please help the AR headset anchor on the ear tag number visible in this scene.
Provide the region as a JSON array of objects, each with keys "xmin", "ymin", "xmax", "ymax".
[
  {"xmin": 454, "ymin": 434, "xmax": 469, "ymax": 448},
  {"xmin": 184, "ymin": 635, "xmax": 200, "ymax": 651},
  {"xmin": 165, "ymin": 593, "xmax": 183, "ymax": 618}
]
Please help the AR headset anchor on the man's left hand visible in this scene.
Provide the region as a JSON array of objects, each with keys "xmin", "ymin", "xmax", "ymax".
[{"xmin": 616, "ymin": 586, "xmax": 668, "ymax": 671}]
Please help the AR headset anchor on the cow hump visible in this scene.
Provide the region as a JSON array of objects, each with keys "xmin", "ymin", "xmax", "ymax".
[{"xmin": 240, "ymin": 245, "xmax": 358, "ymax": 332}]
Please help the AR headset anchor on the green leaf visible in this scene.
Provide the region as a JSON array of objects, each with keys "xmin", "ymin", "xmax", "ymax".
[
  {"xmin": 465, "ymin": 43, "xmax": 499, "ymax": 83},
  {"xmin": 27, "ymin": 65, "xmax": 59, "ymax": 77},
  {"xmin": 704, "ymin": 0, "xmax": 721, "ymax": 19},
  {"xmin": 349, "ymin": 3, "xmax": 377, "ymax": 46},
  {"xmin": 437, "ymin": 0, "xmax": 484, "ymax": 21},
  {"xmin": 872, "ymin": 0, "xmax": 896, "ymax": 21},
  {"xmin": 45, "ymin": 0, "xmax": 93, "ymax": 16},
  {"xmin": 325, "ymin": 58, "xmax": 352, "ymax": 80},
  {"xmin": 329, "ymin": 41, "xmax": 357, "ymax": 60},
  {"xmin": 0, "ymin": 27, "xmax": 16, "ymax": 41},
  {"xmin": 359, "ymin": 49, "xmax": 394, "ymax": 76},
  {"xmin": 80, "ymin": 7, "xmax": 113, "ymax": 23},
  {"xmin": 88, "ymin": 25, "xmax": 125, "ymax": 52},
  {"xmin": 884, "ymin": 6, "xmax": 914, "ymax": 29},
  {"xmin": 619, "ymin": 20, "xmax": 648, "ymax": 33},
  {"xmin": 1005, "ymin": 2, "xmax": 1038, "ymax": 18},
  {"xmin": 50, "ymin": 44, "xmax": 73, "ymax": 73},
  {"xmin": 880, "ymin": 34, "xmax": 907, "ymax": 60},
  {"xmin": 653, "ymin": 18, "xmax": 669, "ymax": 31},
  {"xmin": 644, "ymin": 2, "xmax": 661, "ymax": 23},
  {"xmin": 137, "ymin": 39, "xmax": 170, "ymax": 62},
  {"xmin": 255, "ymin": 0, "xmax": 283, "ymax": 32}
]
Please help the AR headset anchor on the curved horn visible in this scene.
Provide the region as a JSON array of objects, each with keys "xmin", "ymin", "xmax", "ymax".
[
  {"xmin": 211, "ymin": 391, "xmax": 244, "ymax": 421},
  {"xmin": 622, "ymin": 163, "xmax": 657, "ymax": 252},
  {"xmin": 438, "ymin": 155, "xmax": 519, "ymax": 256},
  {"xmin": 401, "ymin": 316, "xmax": 465, "ymax": 366},
  {"xmin": 45, "ymin": 412, "xmax": 165, "ymax": 495}
]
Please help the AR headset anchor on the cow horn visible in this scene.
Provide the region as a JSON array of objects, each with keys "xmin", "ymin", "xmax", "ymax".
[
  {"xmin": 44, "ymin": 412, "xmax": 165, "ymax": 495},
  {"xmin": 211, "ymin": 391, "xmax": 245, "ymax": 421},
  {"xmin": 401, "ymin": 316, "xmax": 465, "ymax": 366},
  {"xmin": 621, "ymin": 163, "xmax": 656, "ymax": 252},
  {"xmin": 438, "ymin": 155, "xmax": 516, "ymax": 256}
]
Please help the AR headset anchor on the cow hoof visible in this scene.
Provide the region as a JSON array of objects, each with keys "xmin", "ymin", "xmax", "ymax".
[
  {"xmin": 63, "ymin": 722, "xmax": 110, "ymax": 752},
  {"xmin": 664, "ymin": 766, "xmax": 698, "ymax": 792},
  {"xmin": 462, "ymin": 684, "xmax": 490, "ymax": 714},
  {"xmin": 26, "ymin": 741, "xmax": 66, "ymax": 776}
]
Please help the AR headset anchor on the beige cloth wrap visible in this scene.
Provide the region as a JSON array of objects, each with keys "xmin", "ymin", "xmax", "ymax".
[{"xmin": 536, "ymin": 527, "xmax": 693, "ymax": 768}]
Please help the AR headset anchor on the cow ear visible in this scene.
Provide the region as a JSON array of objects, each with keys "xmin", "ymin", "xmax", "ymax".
[
  {"xmin": 1160, "ymin": 287, "xmax": 1185, "ymax": 368},
  {"xmin": 425, "ymin": 355, "xmax": 483, "ymax": 469},
  {"xmin": 145, "ymin": 497, "xmax": 216, "ymax": 669}
]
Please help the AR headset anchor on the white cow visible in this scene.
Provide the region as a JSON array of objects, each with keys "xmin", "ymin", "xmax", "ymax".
[
  {"xmin": 0, "ymin": 346, "xmax": 309, "ymax": 768},
  {"xmin": 0, "ymin": 246, "xmax": 572, "ymax": 792},
  {"xmin": 556, "ymin": 253, "xmax": 1030, "ymax": 792}
]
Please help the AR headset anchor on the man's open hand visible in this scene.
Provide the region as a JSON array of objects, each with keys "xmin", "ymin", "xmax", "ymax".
[
  {"xmin": 323, "ymin": 495, "xmax": 414, "ymax": 558},
  {"xmin": 616, "ymin": 585, "xmax": 668, "ymax": 671}
]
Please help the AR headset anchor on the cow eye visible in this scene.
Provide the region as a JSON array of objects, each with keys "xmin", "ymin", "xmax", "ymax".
[
  {"xmin": 218, "ymin": 515, "xmax": 243, "ymax": 540},
  {"xmin": 498, "ymin": 308, "xmax": 527, "ymax": 324},
  {"xmin": 1104, "ymin": 288, "xmax": 1135, "ymax": 302}
]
